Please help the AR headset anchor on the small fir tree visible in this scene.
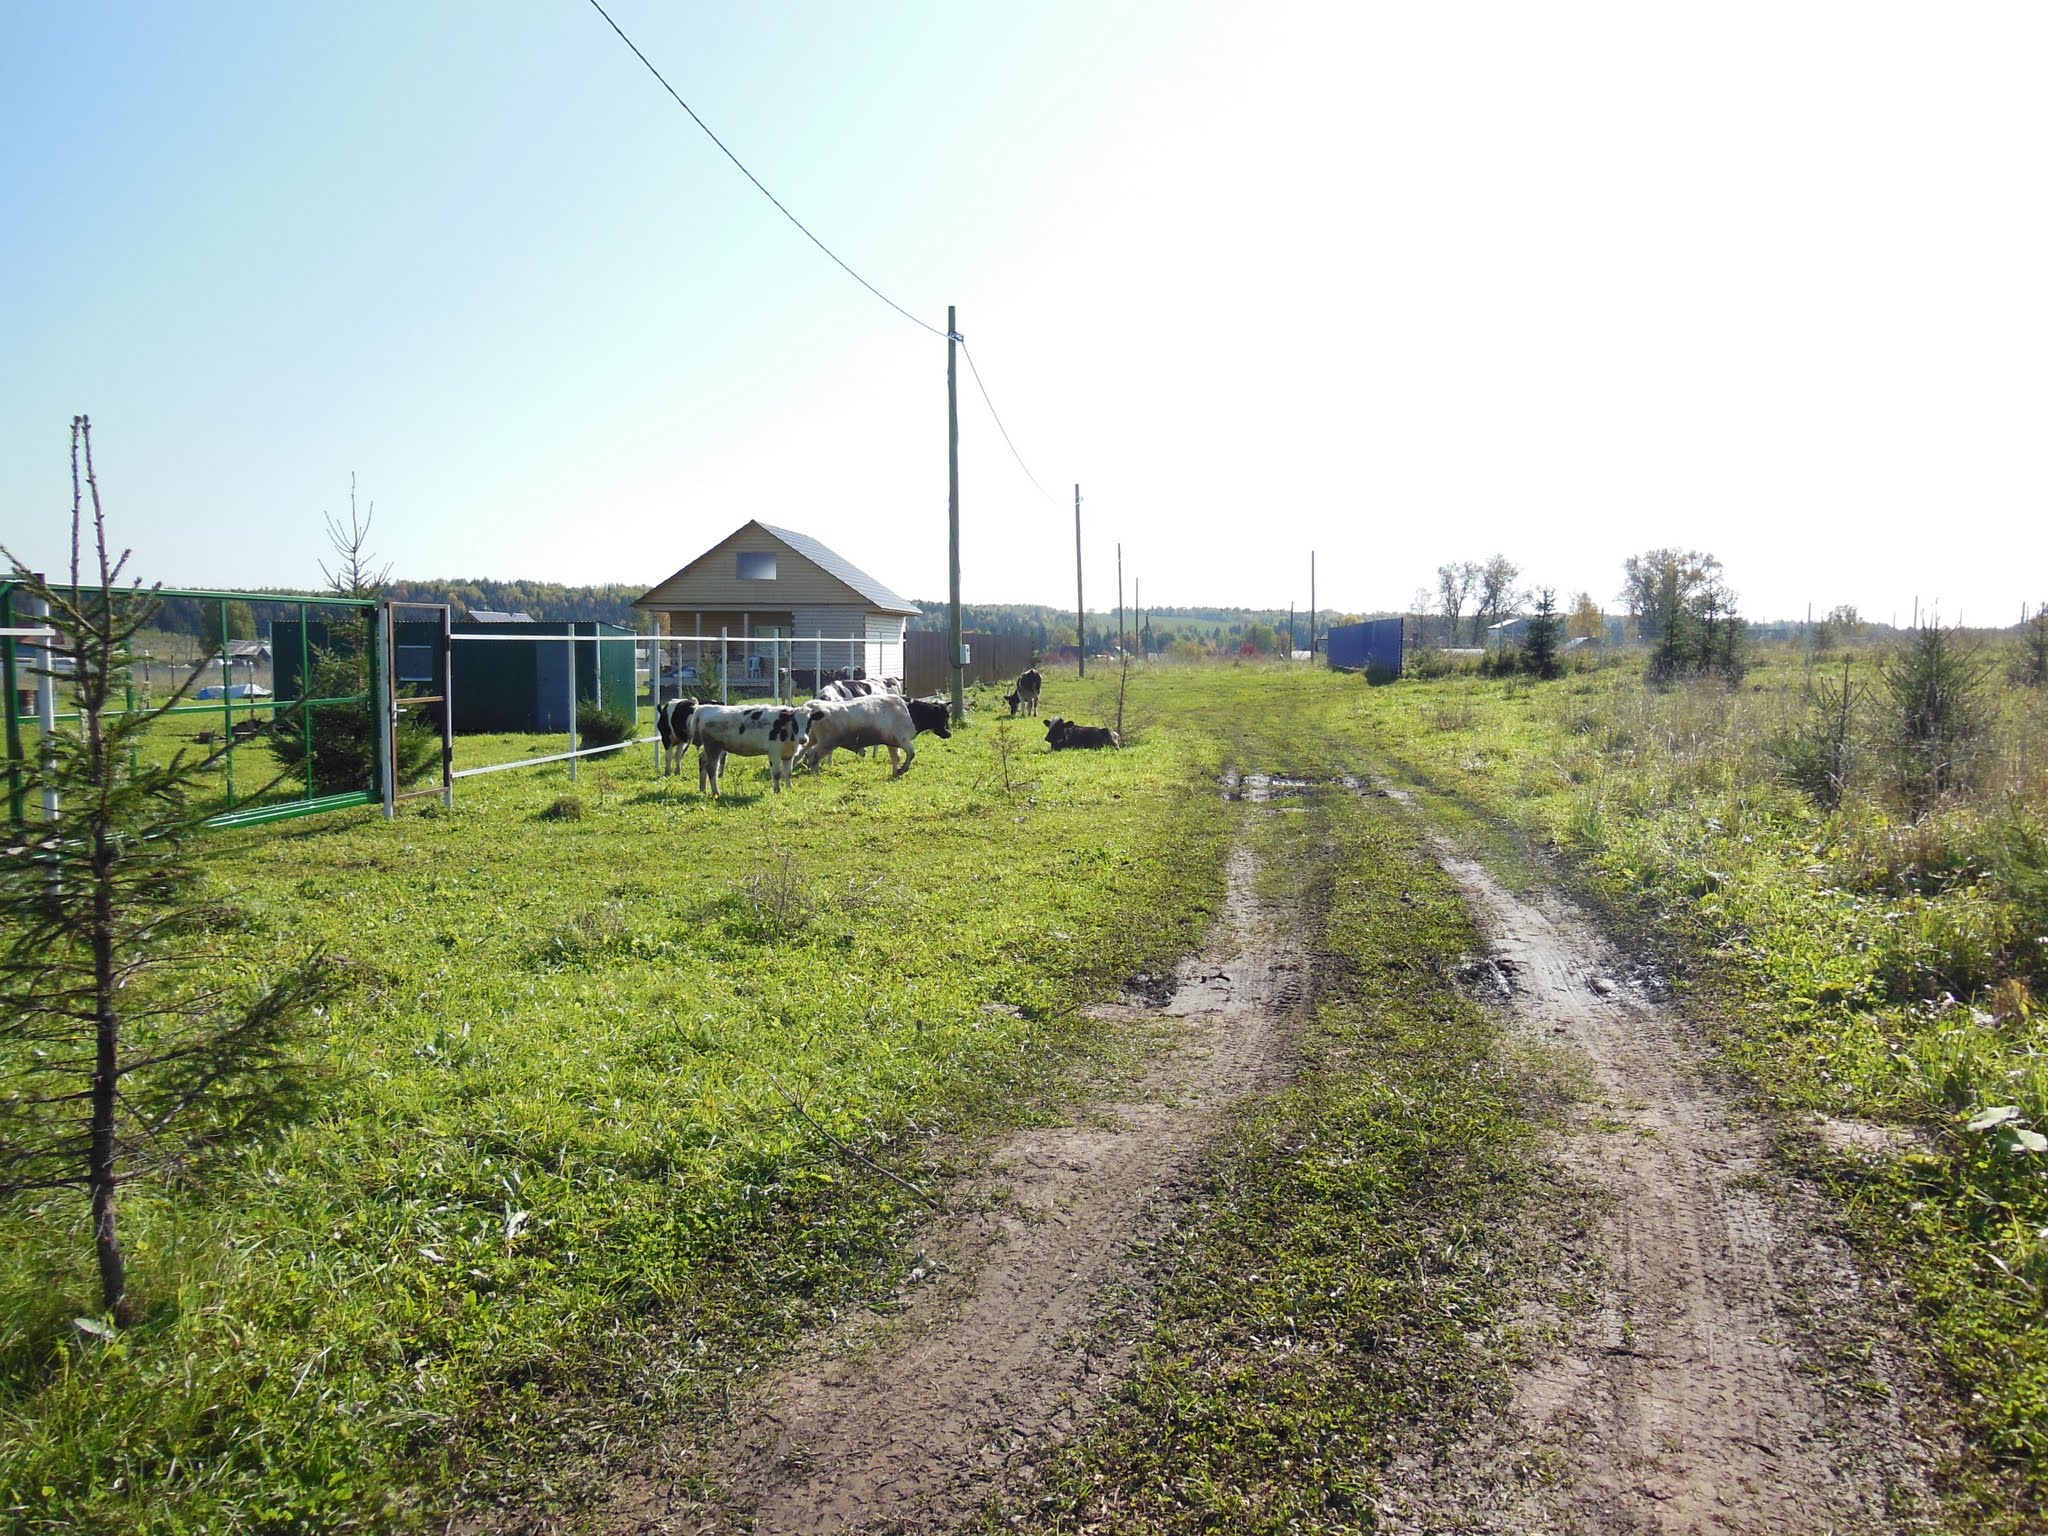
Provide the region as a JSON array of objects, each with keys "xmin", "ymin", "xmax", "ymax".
[
  {"xmin": 1524, "ymin": 588, "xmax": 1563, "ymax": 679},
  {"xmin": 1880, "ymin": 621, "xmax": 1991, "ymax": 814},
  {"xmin": 1, "ymin": 419, "xmax": 334, "ymax": 1323}
]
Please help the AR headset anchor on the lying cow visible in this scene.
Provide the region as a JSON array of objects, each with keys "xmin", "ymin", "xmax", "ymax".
[
  {"xmin": 687, "ymin": 703, "xmax": 810, "ymax": 795},
  {"xmin": 1045, "ymin": 716, "xmax": 1119, "ymax": 750},
  {"xmin": 802, "ymin": 694, "xmax": 920, "ymax": 775},
  {"xmin": 1005, "ymin": 667, "xmax": 1043, "ymax": 717},
  {"xmin": 655, "ymin": 697, "xmax": 700, "ymax": 775}
]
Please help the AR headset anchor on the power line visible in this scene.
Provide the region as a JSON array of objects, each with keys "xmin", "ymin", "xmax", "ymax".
[
  {"xmin": 584, "ymin": 0, "xmax": 945, "ymax": 338},
  {"xmin": 958, "ymin": 338, "xmax": 1060, "ymax": 505},
  {"xmin": 585, "ymin": 0, "xmax": 1063, "ymax": 506}
]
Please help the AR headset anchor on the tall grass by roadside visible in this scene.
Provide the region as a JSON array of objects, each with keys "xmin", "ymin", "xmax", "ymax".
[{"xmin": 1356, "ymin": 639, "xmax": 2048, "ymax": 1518}]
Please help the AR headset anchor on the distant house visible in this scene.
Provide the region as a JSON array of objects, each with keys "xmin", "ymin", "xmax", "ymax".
[
  {"xmin": 634, "ymin": 521, "xmax": 918, "ymax": 685},
  {"xmin": 1485, "ymin": 616, "xmax": 1529, "ymax": 649}
]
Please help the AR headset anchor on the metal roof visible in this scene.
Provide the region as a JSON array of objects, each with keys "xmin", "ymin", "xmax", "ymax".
[{"xmin": 756, "ymin": 523, "xmax": 918, "ymax": 614}]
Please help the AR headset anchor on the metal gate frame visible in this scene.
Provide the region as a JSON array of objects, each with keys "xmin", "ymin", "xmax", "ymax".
[
  {"xmin": 3, "ymin": 580, "xmax": 385, "ymax": 830},
  {"xmin": 380, "ymin": 600, "xmax": 455, "ymax": 818}
]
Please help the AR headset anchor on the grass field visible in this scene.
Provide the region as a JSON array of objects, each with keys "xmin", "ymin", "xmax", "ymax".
[
  {"xmin": 4, "ymin": 655, "xmax": 2045, "ymax": 1530},
  {"xmin": 1346, "ymin": 643, "xmax": 2048, "ymax": 1518},
  {"xmin": 3, "ymin": 672, "xmax": 1230, "ymax": 1531}
]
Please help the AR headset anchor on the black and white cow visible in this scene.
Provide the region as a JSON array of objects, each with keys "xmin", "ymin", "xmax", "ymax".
[
  {"xmin": 819, "ymin": 678, "xmax": 877, "ymax": 701},
  {"xmin": 1045, "ymin": 716, "xmax": 1119, "ymax": 750},
  {"xmin": 801, "ymin": 694, "xmax": 920, "ymax": 775},
  {"xmin": 1005, "ymin": 668, "xmax": 1043, "ymax": 717},
  {"xmin": 905, "ymin": 698, "xmax": 952, "ymax": 739},
  {"xmin": 686, "ymin": 703, "xmax": 810, "ymax": 795},
  {"xmin": 655, "ymin": 697, "xmax": 699, "ymax": 776}
]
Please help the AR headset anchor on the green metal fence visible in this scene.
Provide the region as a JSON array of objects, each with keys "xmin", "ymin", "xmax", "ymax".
[{"xmin": 2, "ymin": 582, "xmax": 383, "ymax": 830}]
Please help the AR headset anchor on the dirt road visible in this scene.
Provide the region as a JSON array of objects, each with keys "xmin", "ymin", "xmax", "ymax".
[
  {"xmin": 1377, "ymin": 839, "xmax": 1949, "ymax": 1534},
  {"xmin": 563, "ymin": 777, "xmax": 1953, "ymax": 1535},
  {"xmin": 601, "ymin": 814, "xmax": 1309, "ymax": 1534}
]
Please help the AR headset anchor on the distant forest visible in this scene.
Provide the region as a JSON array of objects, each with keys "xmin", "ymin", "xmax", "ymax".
[
  {"xmin": 141, "ymin": 584, "xmax": 1385, "ymax": 655},
  {"xmin": 906, "ymin": 600, "xmax": 1374, "ymax": 654},
  {"xmin": 146, "ymin": 581, "xmax": 654, "ymax": 639}
]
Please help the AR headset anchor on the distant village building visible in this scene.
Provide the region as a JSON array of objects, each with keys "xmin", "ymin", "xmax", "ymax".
[{"xmin": 634, "ymin": 521, "xmax": 918, "ymax": 685}]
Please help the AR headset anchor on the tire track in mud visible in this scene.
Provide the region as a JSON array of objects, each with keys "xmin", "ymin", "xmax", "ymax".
[
  {"xmin": 594, "ymin": 777, "xmax": 1309, "ymax": 1535},
  {"xmin": 1382, "ymin": 790, "xmax": 1948, "ymax": 1536}
]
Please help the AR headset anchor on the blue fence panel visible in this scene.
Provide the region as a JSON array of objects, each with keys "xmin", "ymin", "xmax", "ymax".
[{"xmin": 1325, "ymin": 619, "xmax": 1404, "ymax": 682}]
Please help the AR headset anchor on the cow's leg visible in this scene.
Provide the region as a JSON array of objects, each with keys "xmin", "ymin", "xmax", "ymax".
[{"xmin": 891, "ymin": 743, "xmax": 914, "ymax": 777}]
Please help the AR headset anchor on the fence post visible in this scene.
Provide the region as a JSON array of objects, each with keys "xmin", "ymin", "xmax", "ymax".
[
  {"xmin": 566, "ymin": 634, "xmax": 579, "ymax": 781},
  {"xmin": 32, "ymin": 596, "xmax": 58, "ymax": 825},
  {"xmin": 375, "ymin": 602, "xmax": 394, "ymax": 820},
  {"xmin": 438, "ymin": 605, "xmax": 454, "ymax": 810},
  {"xmin": 719, "ymin": 626, "xmax": 729, "ymax": 704}
]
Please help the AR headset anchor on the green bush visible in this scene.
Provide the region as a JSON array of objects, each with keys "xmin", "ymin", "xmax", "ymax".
[{"xmin": 575, "ymin": 701, "xmax": 633, "ymax": 748}]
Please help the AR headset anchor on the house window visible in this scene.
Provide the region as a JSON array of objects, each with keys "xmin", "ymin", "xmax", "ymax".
[{"xmin": 737, "ymin": 552, "xmax": 777, "ymax": 581}]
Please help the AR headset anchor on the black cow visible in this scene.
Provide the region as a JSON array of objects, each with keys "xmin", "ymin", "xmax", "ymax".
[
  {"xmin": 1006, "ymin": 668, "xmax": 1043, "ymax": 717},
  {"xmin": 1045, "ymin": 716, "xmax": 1119, "ymax": 750}
]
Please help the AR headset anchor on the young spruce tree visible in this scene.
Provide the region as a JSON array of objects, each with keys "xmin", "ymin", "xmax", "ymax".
[{"xmin": 1, "ymin": 419, "xmax": 333, "ymax": 1324}]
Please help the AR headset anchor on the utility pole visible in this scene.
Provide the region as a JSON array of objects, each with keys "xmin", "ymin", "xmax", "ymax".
[
  {"xmin": 1117, "ymin": 543, "xmax": 1125, "ymax": 658},
  {"xmin": 947, "ymin": 306, "xmax": 964, "ymax": 723},
  {"xmin": 1309, "ymin": 551, "xmax": 1317, "ymax": 659},
  {"xmin": 1289, "ymin": 603, "xmax": 1295, "ymax": 657},
  {"xmin": 1074, "ymin": 484, "xmax": 1085, "ymax": 678},
  {"xmin": 1135, "ymin": 579, "xmax": 1141, "ymax": 658}
]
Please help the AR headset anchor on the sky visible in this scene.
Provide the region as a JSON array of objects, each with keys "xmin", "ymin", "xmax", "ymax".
[{"xmin": 2, "ymin": 1, "xmax": 2043, "ymax": 626}]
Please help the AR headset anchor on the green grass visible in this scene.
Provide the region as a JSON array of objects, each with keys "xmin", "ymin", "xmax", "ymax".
[
  {"xmin": 1347, "ymin": 647, "xmax": 2048, "ymax": 1524},
  {"xmin": 1, "ymin": 674, "xmax": 1227, "ymax": 1532},
  {"xmin": 991, "ymin": 757, "xmax": 1567, "ymax": 1533},
  {"xmin": 7, "ymin": 655, "xmax": 2041, "ymax": 1531}
]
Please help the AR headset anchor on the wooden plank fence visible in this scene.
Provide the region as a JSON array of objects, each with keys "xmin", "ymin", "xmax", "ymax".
[{"xmin": 903, "ymin": 631, "xmax": 1037, "ymax": 698}]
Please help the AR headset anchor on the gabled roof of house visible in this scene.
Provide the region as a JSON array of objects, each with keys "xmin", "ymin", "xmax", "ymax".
[
  {"xmin": 756, "ymin": 524, "xmax": 916, "ymax": 613},
  {"xmin": 634, "ymin": 521, "xmax": 919, "ymax": 616}
]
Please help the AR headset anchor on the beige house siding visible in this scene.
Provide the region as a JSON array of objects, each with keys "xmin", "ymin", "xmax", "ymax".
[{"xmin": 639, "ymin": 524, "xmax": 869, "ymax": 612}]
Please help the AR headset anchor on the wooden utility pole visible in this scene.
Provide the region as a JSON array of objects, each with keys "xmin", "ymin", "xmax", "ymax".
[
  {"xmin": 1302, "ymin": 552, "xmax": 1318, "ymax": 663},
  {"xmin": 1289, "ymin": 603, "xmax": 1295, "ymax": 657},
  {"xmin": 947, "ymin": 306, "xmax": 964, "ymax": 723},
  {"xmin": 1135, "ymin": 579, "xmax": 1141, "ymax": 657},
  {"xmin": 1117, "ymin": 543, "xmax": 1125, "ymax": 657},
  {"xmin": 1074, "ymin": 484, "xmax": 1085, "ymax": 678}
]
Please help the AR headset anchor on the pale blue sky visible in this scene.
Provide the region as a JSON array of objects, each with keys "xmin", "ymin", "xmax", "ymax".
[{"xmin": 4, "ymin": 3, "xmax": 2043, "ymax": 624}]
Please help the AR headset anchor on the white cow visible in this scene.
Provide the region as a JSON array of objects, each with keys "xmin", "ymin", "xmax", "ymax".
[
  {"xmin": 686, "ymin": 703, "xmax": 810, "ymax": 795},
  {"xmin": 800, "ymin": 694, "xmax": 919, "ymax": 775}
]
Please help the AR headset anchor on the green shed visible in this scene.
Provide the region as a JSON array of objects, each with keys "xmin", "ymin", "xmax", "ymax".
[
  {"xmin": 450, "ymin": 620, "xmax": 635, "ymax": 734},
  {"xmin": 272, "ymin": 618, "xmax": 635, "ymax": 735}
]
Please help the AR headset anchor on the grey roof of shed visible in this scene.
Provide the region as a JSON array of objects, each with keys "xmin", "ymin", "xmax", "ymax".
[{"xmin": 757, "ymin": 524, "xmax": 918, "ymax": 614}]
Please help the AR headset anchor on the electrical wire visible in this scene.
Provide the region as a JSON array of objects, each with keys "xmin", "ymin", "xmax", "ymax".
[
  {"xmin": 584, "ymin": 0, "xmax": 945, "ymax": 338},
  {"xmin": 585, "ymin": 0, "xmax": 1064, "ymax": 505},
  {"xmin": 958, "ymin": 339, "xmax": 1061, "ymax": 505}
]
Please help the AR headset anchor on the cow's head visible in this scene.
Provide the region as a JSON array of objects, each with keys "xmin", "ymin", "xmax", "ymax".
[{"xmin": 1004, "ymin": 691, "xmax": 1021, "ymax": 716}]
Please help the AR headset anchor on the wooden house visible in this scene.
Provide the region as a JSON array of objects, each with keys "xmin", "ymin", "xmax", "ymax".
[{"xmin": 633, "ymin": 522, "xmax": 919, "ymax": 687}]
